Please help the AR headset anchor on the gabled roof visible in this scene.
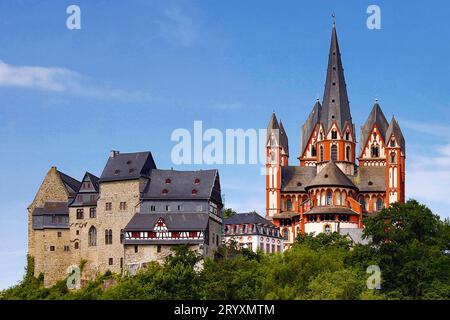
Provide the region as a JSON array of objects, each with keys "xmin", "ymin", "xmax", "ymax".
[
  {"xmin": 124, "ymin": 212, "xmax": 209, "ymax": 231},
  {"xmin": 300, "ymin": 100, "xmax": 321, "ymax": 155},
  {"xmin": 305, "ymin": 206, "xmax": 359, "ymax": 215},
  {"xmin": 385, "ymin": 117, "xmax": 406, "ymax": 154},
  {"xmin": 224, "ymin": 212, "xmax": 274, "ymax": 226},
  {"xmin": 85, "ymin": 172, "xmax": 100, "ymax": 192},
  {"xmin": 320, "ymin": 24, "xmax": 353, "ymax": 133},
  {"xmin": 99, "ymin": 151, "xmax": 156, "ymax": 182},
  {"xmin": 306, "ymin": 161, "xmax": 357, "ymax": 189},
  {"xmin": 69, "ymin": 172, "xmax": 100, "ymax": 207},
  {"xmin": 352, "ymin": 166, "xmax": 386, "ymax": 192},
  {"xmin": 32, "ymin": 201, "xmax": 69, "ymax": 216},
  {"xmin": 56, "ymin": 170, "xmax": 81, "ymax": 197},
  {"xmin": 281, "ymin": 166, "xmax": 316, "ymax": 192},
  {"xmin": 359, "ymin": 102, "xmax": 389, "ymax": 156},
  {"xmin": 142, "ymin": 169, "xmax": 222, "ymax": 203}
]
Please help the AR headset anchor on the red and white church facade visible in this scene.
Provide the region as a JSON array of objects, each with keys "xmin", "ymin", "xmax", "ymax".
[{"xmin": 265, "ymin": 23, "xmax": 406, "ymax": 248}]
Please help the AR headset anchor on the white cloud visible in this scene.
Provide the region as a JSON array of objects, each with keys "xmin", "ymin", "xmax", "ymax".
[{"xmin": 156, "ymin": 5, "xmax": 197, "ymax": 47}]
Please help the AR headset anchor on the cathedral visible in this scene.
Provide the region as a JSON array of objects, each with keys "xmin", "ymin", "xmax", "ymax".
[{"xmin": 265, "ymin": 22, "xmax": 406, "ymax": 247}]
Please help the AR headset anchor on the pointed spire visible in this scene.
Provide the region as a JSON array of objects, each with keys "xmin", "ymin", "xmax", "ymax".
[
  {"xmin": 267, "ymin": 112, "xmax": 280, "ymax": 144},
  {"xmin": 359, "ymin": 101, "xmax": 389, "ymax": 156},
  {"xmin": 386, "ymin": 116, "xmax": 405, "ymax": 153},
  {"xmin": 321, "ymin": 22, "xmax": 352, "ymax": 133},
  {"xmin": 300, "ymin": 100, "xmax": 322, "ymax": 155},
  {"xmin": 279, "ymin": 120, "xmax": 289, "ymax": 156}
]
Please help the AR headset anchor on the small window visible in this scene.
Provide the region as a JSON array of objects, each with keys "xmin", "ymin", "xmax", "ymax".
[
  {"xmin": 157, "ymin": 245, "xmax": 162, "ymax": 253},
  {"xmin": 346, "ymin": 146, "xmax": 351, "ymax": 161},
  {"xmin": 126, "ymin": 160, "xmax": 132, "ymax": 165},
  {"xmin": 134, "ymin": 245, "xmax": 138, "ymax": 253},
  {"xmin": 76, "ymin": 209, "xmax": 84, "ymax": 219},
  {"xmin": 114, "ymin": 169, "xmax": 120, "ymax": 175},
  {"xmin": 88, "ymin": 226, "xmax": 97, "ymax": 247},
  {"xmin": 165, "ymin": 178, "xmax": 171, "ymax": 184},
  {"xmin": 165, "ymin": 205, "xmax": 170, "ymax": 211},
  {"xmin": 311, "ymin": 144, "xmax": 317, "ymax": 157},
  {"xmin": 345, "ymin": 131, "xmax": 350, "ymax": 140},
  {"xmin": 57, "ymin": 231, "xmax": 62, "ymax": 238},
  {"xmin": 324, "ymin": 225, "xmax": 331, "ymax": 235},
  {"xmin": 162, "ymin": 189, "xmax": 169, "ymax": 195},
  {"xmin": 64, "ymin": 245, "xmax": 70, "ymax": 252},
  {"xmin": 89, "ymin": 207, "xmax": 96, "ymax": 218},
  {"xmin": 105, "ymin": 202, "xmax": 112, "ymax": 211},
  {"xmin": 178, "ymin": 204, "xmax": 183, "ymax": 211},
  {"xmin": 76, "ymin": 230, "xmax": 80, "ymax": 235},
  {"xmin": 128, "ymin": 168, "xmax": 135, "ymax": 174},
  {"xmin": 119, "ymin": 202, "xmax": 127, "ymax": 210},
  {"xmin": 331, "ymin": 130, "xmax": 338, "ymax": 139},
  {"xmin": 216, "ymin": 234, "xmax": 219, "ymax": 246},
  {"xmin": 390, "ymin": 152, "xmax": 397, "ymax": 163},
  {"xmin": 74, "ymin": 242, "xmax": 79, "ymax": 249},
  {"xmin": 192, "ymin": 189, "xmax": 198, "ymax": 195},
  {"xmin": 390, "ymin": 139, "xmax": 395, "ymax": 147},
  {"xmin": 283, "ymin": 228, "xmax": 289, "ymax": 241},
  {"xmin": 371, "ymin": 145, "xmax": 379, "ymax": 158},
  {"xmin": 194, "ymin": 178, "xmax": 200, "ymax": 184},
  {"xmin": 150, "ymin": 205, "xmax": 156, "ymax": 212},
  {"xmin": 331, "ymin": 145, "xmax": 338, "ymax": 161},
  {"xmin": 105, "ymin": 229, "xmax": 113, "ymax": 245},
  {"xmin": 326, "ymin": 191, "xmax": 333, "ymax": 205},
  {"xmin": 50, "ymin": 246, "xmax": 55, "ymax": 252},
  {"xmin": 109, "ymin": 258, "xmax": 113, "ymax": 266}
]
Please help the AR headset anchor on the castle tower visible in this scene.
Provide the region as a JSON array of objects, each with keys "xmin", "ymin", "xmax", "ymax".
[
  {"xmin": 385, "ymin": 117, "xmax": 406, "ymax": 204},
  {"xmin": 266, "ymin": 113, "xmax": 289, "ymax": 218},
  {"xmin": 300, "ymin": 22, "xmax": 356, "ymax": 175}
]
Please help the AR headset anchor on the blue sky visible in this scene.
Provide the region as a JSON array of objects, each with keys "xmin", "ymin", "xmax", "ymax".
[{"xmin": 1, "ymin": 0, "xmax": 450, "ymax": 289}]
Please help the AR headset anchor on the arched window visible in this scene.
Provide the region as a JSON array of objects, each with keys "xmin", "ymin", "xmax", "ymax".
[
  {"xmin": 324, "ymin": 224, "xmax": 331, "ymax": 235},
  {"xmin": 346, "ymin": 146, "xmax": 351, "ymax": 161},
  {"xmin": 326, "ymin": 191, "xmax": 333, "ymax": 205},
  {"xmin": 371, "ymin": 145, "xmax": 379, "ymax": 158},
  {"xmin": 390, "ymin": 139, "xmax": 395, "ymax": 147},
  {"xmin": 320, "ymin": 146, "xmax": 324, "ymax": 162},
  {"xmin": 359, "ymin": 196, "xmax": 366, "ymax": 212},
  {"xmin": 390, "ymin": 152, "xmax": 396, "ymax": 163},
  {"xmin": 283, "ymin": 228, "xmax": 289, "ymax": 241},
  {"xmin": 331, "ymin": 130, "xmax": 338, "ymax": 140},
  {"xmin": 335, "ymin": 190, "xmax": 341, "ymax": 206},
  {"xmin": 286, "ymin": 199, "xmax": 293, "ymax": 211},
  {"xmin": 376, "ymin": 198, "xmax": 383, "ymax": 211},
  {"xmin": 345, "ymin": 131, "xmax": 350, "ymax": 140},
  {"xmin": 331, "ymin": 145, "xmax": 338, "ymax": 161},
  {"xmin": 321, "ymin": 192, "xmax": 326, "ymax": 206},
  {"xmin": 270, "ymin": 152, "xmax": 275, "ymax": 162},
  {"xmin": 311, "ymin": 145, "xmax": 317, "ymax": 157},
  {"xmin": 88, "ymin": 226, "xmax": 97, "ymax": 247},
  {"xmin": 341, "ymin": 192, "xmax": 347, "ymax": 206}
]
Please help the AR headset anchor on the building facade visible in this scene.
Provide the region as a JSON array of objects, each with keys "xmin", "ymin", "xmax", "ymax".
[
  {"xmin": 223, "ymin": 212, "xmax": 283, "ymax": 253},
  {"xmin": 28, "ymin": 151, "xmax": 223, "ymax": 286},
  {"xmin": 266, "ymin": 23, "xmax": 406, "ymax": 248}
]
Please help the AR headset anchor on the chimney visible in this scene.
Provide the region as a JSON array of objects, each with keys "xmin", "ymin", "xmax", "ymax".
[{"xmin": 110, "ymin": 150, "xmax": 120, "ymax": 158}]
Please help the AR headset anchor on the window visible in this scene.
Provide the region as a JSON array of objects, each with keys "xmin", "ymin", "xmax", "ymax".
[
  {"xmin": 326, "ymin": 191, "xmax": 333, "ymax": 205},
  {"xmin": 77, "ymin": 195, "xmax": 83, "ymax": 202},
  {"xmin": 376, "ymin": 198, "xmax": 383, "ymax": 211},
  {"xmin": 120, "ymin": 258, "xmax": 123, "ymax": 270},
  {"xmin": 331, "ymin": 145, "xmax": 338, "ymax": 161},
  {"xmin": 90, "ymin": 194, "xmax": 96, "ymax": 202},
  {"xmin": 119, "ymin": 202, "xmax": 127, "ymax": 210},
  {"xmin": 320, "ymin": 146, "xmax": 324, "ymax": 162},
  {"xmin": 150, "ymin": 205, "xmax": 156, "ymax": 212},
  {"xmin": 76, "ymin": 209, "xmax": 84, "ymax": 219},
  {"xmin": 216, "ymin": 234, "xmax": 219, "ymax": 246},
  {"xmin": 324, "ymin": 225, "xmax": 331, "ymax": 235},
  {"xmin": 194, "ymin": 178, "xmax": 200, "ymax": 184},
  {"xmin": 165, "ymin": 178, "xmax": 171, "ymax": 184},
  {"xmin": 162, "ymin": 189, "xmax": 169, "ymax": 195},
  {"xmin": 105, "ymin": 229, "xmax": 113, "ymax": 245},
  {"xmin": 157, "ymin": 245, "xmax": 162, "ymax": 253},
  {"xmin": 283, "ymin": 228, "xmax": 289, "ymax": 241},
  {"xmin": 109, "ymin": 258, "xmax": 113, "ymax": 266},
  {"xmin": 134, "ymin": 245, "xmax": 138, "ymax": 253},
  {"xmin": 346, "ymin": 146, "xmax": 351, "ymax": 161},
  {"xmin": 331, "ymin": 130, "xmax": 338, "ymax": 140},
  {"xmin": 390, "ymin": 139, "xmax": 395, "ymax": 147},
  {"xmin": 74, "ymin": 242, "xmax": 79, "ymax": 249},
  {"xmin": 178, "ymin": 204, "xmax": 183, "ymax": 211},
  {"xmin": 105, "ymin": 202, "xmax": 112, "ymax": 211},
  {"xmin": 50, "ymin": 246, "xmax": 55, "ymax": 252},
  {"xmin": 120, "ymin": 229, "xmax": 124, "ymax": 244},
  {"xmin": 76, "ymin": 230, "xmax": 79, "ymax": 235},
  {"xmin": 359, "ymin": 197, "xmax": 366, "ymax": 212},
  {"xmin": 89, "ymin": 207, "xmax": 96, "ymax": 218},
  {"xmin": 165, "ymin": 205, "xmax": 170, "ymax": 211},
  {"xmin": 311, "ymin": 144, "xmax": 317, "ymax": 157},
  {"xmin": 390, "ymin": 152, "xmax": 396, "ymax": 163},
  {"xmin": 57, "ymin": 231, "xmax": 62, "ymax": 238},
  {"xmin": 196, "ymin": 205, "xmax": 203, "ymax": 212},
  {"xmin": 64, "ymin": 245, "xmax": 70, "ymax": 252},
  {"xmin": 286, "ymin": 199, "xmax": 292, "ymax": 211},
  {"xmin": 345, "ymin": 131, "xmax": 350, "ymax": 140},
  {"xmin": 192, "ymin": 189, "xmax": 198, "ymax": 195},
  {"xmin": 371, "ymin": 145, "xmax": 379, "ymax": 158},
  {"xmin": 88, "ymin": 226, "xmax": 97, "ymax": 247}
]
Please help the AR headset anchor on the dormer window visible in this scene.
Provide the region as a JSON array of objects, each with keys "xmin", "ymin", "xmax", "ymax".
[
  {"xmin": 162, "ymin": 189, "xmax": 169, "ymax": 195},
  {"xmin": 371, "ymin": 145, "xmax": 379, "ymax": 158},
  {"xmin": 114, "ymin": 169, "xmax": 120, "ymax": 175},
  {"xmin": 194, "ymin": 178, "xmax": 200, "ymax": 184},
  {"xmin": 331, "ymin": 130, "xmax": 338, "ymax": 140},
  {"xmin": 345, "ymin": 131, "xmax": 350, "ymax": 140},
  {"xmin": 165, "ymin": 178, "xmax": 171, "ymax": 184},
  {"xmin": 126, "ymin": 160, "xmax": 132, "ymax": 165},
  {"xmin": 128, "ymin": 168, "xmax": 135, "ymax": 174},
  {"xmin": 192, "ymin": 189, "xmax": 198, "ymax": 195}
]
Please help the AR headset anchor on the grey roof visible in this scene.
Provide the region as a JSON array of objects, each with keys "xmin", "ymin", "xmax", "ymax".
[
  {"xmin": 320, "ymin": 24, "xmax": 353, "ymax": 133},
  {"xmin": 385, "ymin": 117, "xmax": 406, "ymax": 154},
  {"xmin": 124, "ymin": 239, "xmax": 203, "ymax": 245},
  {"xmin": 85, "ymin": 172, "xmax": 100, "ymax": 192},
  {"xmin": 300, "ymin": 100, "xmax": 321, "ymax": 156},
  {"xmin": 281, "ymin": 166, "xmax": 316, "ymax": 192},
  {"xmin": 224, "ymin": 212, "xmax": 274, "ymax": 226},
  {"xmin": 306, "ymin": 161, "xmax": 357, "ymax": 189},
  {"xmin": 305, "ymin": 206, "xmax": 359, "ymax": 215},
  {"xmin": 69, "ymin": 172, "xmax": 100, "ymax": 207},
  {"xmin": 359, "ymin": 102, "xmax": 389, "ymax": 156},
  {"xmin": 32, "ymin": 201, "xmax": 69, "ymax": 216},
  {"xmin": 279, "ymin": 121, "xmax": 289, "ymax": 156},
  {"xmin": 142, "ymin": 169, "xmax": 222, "ymax": 203},
  {"xmin": 352, "ymin": 166, "xmax": 386, "ymax": 192},
  {"xmin": 99, "ymin": 151, "xmax": 156, "ymax": 183},
  {"xmin": 124, "ymin": 212, "xmax": 209, "ymax": 231},
  {"xmin": 339, "ymin": 228, "xmax": 371, "ymax": 245},
  {"xmin": 57, "ymin": 170, "xmax": 81, "ymax": 197}
]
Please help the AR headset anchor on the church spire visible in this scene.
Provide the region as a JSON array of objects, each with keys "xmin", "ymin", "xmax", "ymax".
[{"xmin": 321, "ymin": 19, "xmax": 352, "ymax": 133}]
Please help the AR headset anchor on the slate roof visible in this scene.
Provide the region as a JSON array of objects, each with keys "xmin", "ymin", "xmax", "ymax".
[
  {"xmin": 279, "ymin": 121, "xmax": 289, "ymax": 156},
  {"xmin": 385, "ymin": 117, "xmax": 406, "ymax": 154},
  {"xmin": 57, "ymin": 170, "xmax": 81, "ymax": 197},
  {"xmin": 281, "ymin": 166, "xmax": 316, "ymax": 192},
  {"xmin": 300, "ymin": 100, "xmax": 321, "ymax": 156},
  {"xmin": 352, "ymin": 166, "xmax": 386, "ymax": 192},
  {"xmin": 306, "ymin": 161, "xmax": 357, "ymax": 189},
  {"xmin": 305, "ymin": 206, "xmax": 359, "ymax": 215},
  {"xmin": 224, "ymin": 212, "xmax": 274, "ymax": 226},
  {"xmin": 142, "ymin": 169, "xmax": 221, "ymax": 203},
  {"xmin": 320, "ymin": 24, "xmax": 353, "ymax": 133},
  {"xmin": 85, "ymin": 172, "xmax": 100, "ymax": 192},
  {"xmin": 32, "ymin": 201, "xmax": 69, "ymax": 216},
  {"xmin": 124, "ymin": 212, "xmax": 209, "ymax": 231},
  {"xmin": 99, "ymin": 151, "xmax": 156, "ymax": 182},
  {"xmin": 359, "ymin": 102, "xmax": 389, "ymax": 156},
  {"xmin": 267, "ymin": 113, "xmax": 289, "ymax": 154}
]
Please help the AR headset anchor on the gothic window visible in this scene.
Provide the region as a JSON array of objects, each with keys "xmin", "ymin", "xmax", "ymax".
[
  {"xmin": 346, "ymin": 146, "xmax": 351, "ymax": 161},
  {"xmin": 320, "ymin": 146, "xmax": 324, "ymax": 162},
  {"xmin": 88, "ymin": 226, "xmax": 97, "ymax": 247},
  {"xmin": 331, "ymin": 145, "xmax": 338, "ymax": 161},
  {"xmin": 324, "ymin": 225, "xmax": 331, "ymax": 235},
  {"xmin": 326, "ymin": 191, "xmax": 333, "ymax": 205},
  {"xmin": 345, "ymin": 131, "xmax": 350, "ymax": 140},
  {"xmin": 286, "ymin": 199, "xmax": 293, "ymax": 211},
  {"xmin": 283, "ymin": 228, "xmax": 289, "ymax": 241},
  {"xmin": 311, "ymin": 145, "xmax": 317, "ymax": 157},
  {"xmin": 390, "ymin": 139, "xmax": 395, "ymax": 147},
  {"xmin": 359, "ymin": 196, "xmax": 366, "ymax": 212},
  {"xmin": 342, "ymin": 192, "xmax": 347, "ymax": 206},
  {"xmin": 376, "ymin": 198, "xmax": 383, "ymax": 211},
  {"xmin": 270, "ymin": 152, "xmax": 275, "ymax": 162},
  {"xmin": 335, "ymin": 191, "xmax": 341, "ymax": 206},
  {"xmin": 371, "ymin": 145, "xmax": 379, "ymax": 158},
  {"xmin": 331, "ymin": 130, "xmax": 338, "ymax": 140},
  {"xmin": 390, "ymin": 152, "xmax": 397, "ymax": 163}
]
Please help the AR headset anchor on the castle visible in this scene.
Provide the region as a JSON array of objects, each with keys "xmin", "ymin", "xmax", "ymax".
[
  {"xmin": 265, "ymin": 23, "xmax": 406, "ymax": 247},
  {"xmin": 28, "ymin": 151, "xmax": 223, "ymax": 287}
]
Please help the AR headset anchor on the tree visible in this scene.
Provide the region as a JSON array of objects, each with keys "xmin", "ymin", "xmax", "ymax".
[{"xmin": 223, "ymin": 208, "xmax": 237, "ymax": 219}]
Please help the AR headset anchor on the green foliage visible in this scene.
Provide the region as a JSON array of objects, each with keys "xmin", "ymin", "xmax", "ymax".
[
  {"xmin": 2, "ymin": 200, "xmax": 449, "ymax": 300},
  {"xmin": 223, "ymin": 208, "xmax": 237, "ymax": 219}
]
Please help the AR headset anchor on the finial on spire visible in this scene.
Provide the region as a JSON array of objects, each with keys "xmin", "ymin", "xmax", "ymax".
[
  {"xmin": 332, "ymin": 13, "xmax": 336, "ymax": 27},
  {"xmin": 375, "ymin": 98, "xmax": 378, "ymax": 102}
]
